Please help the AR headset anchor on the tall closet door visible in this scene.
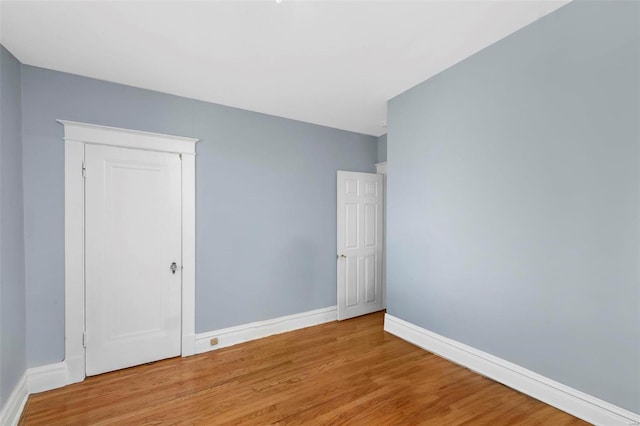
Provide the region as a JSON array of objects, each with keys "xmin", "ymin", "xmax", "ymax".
[
  {"xmin": 85, "ymin": 144, "xmax": 182, "ymax": 376},
  {"xmin": 337, "ymin": 171, "xmax": 384, "ymax": 320}
]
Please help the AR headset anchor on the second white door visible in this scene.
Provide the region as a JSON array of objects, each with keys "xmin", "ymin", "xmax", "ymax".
[
  {"xmin": 85, "ymin": 144, "xmax": 182, "ymax": 376},
  {"xmin": 337, "ymin": 171, "xmax": 384, "ymax": 320}
]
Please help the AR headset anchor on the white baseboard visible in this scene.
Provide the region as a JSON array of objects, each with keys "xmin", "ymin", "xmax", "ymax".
[
  {"xmin": 27, "ymin": 361, "xmax": 68, "ymax": 394},
  {"xmin": 384, "ymin": 314, "xmax": 640, "ymax": 426},
  {"xmin": 0, "ymin": 361, "xmax": 69, "ymax": 424},
  {"xmin": 0, "ymin": 373, "xmax": 28, "ymax": 426},
  {"xmin": 195, "ymin": 306, "xmax": 337, "ymax": 354}
]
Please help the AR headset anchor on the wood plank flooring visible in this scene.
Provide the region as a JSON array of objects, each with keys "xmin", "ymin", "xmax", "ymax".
[{"xmin": 20, "ymin": 312, "xmax": 586, "ymax": 425}]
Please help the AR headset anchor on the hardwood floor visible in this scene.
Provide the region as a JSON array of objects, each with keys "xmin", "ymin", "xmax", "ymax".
[{"xmin": 20, "ymin": 312, "xmax": 586, "ymax": 425}]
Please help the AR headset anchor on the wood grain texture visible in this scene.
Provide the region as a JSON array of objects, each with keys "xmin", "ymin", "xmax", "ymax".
[{"xmin": 20, "ymin": 312, "xmax": 587, "ymax": 425}]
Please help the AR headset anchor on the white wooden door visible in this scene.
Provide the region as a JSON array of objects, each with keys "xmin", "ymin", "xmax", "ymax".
[
  {"xmin": 85, "ymin": 144, "xmax": 182, "ymax": 376},
  {"xmin": 337, "ymin": 171, "xmax": 384, "ymax": 320}
]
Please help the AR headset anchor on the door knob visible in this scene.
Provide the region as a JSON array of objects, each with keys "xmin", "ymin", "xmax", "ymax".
[
  {"xmin": 338, "ymin": 254, "xmax": 347, "ymax": 259},
  {"xmin": 170, "ymin": 262, "xmax": 178, "ymax": 274}
]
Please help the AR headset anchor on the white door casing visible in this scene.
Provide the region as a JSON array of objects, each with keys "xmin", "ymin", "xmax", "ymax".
[
  {"xmin": 84, "ymin": 144, "xmax": 182, "ymax": 376},
  {"xmin": 375, "ymin": 162, "xmax": 387, "ymax": 308},
  {"xmin": 61, "ymin": 120, "xmax": 198, "ymax": 384},
  {"xmin": 337, "ymin": 171, "xmax": 384, "ymax": 320}
]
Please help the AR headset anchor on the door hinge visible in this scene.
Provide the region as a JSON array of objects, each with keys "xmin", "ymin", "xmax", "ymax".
[
  {"xmin": 82, "ymin": 162, "xmax": 86, "ymax": 178},
  {"xmin": 82, "ymin": 332, "xmax": 87, "ymax": 348}
]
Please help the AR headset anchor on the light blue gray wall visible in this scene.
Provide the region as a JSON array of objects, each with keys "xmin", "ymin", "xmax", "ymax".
[
  {"xmin": 377, "ymin": 134, "xmax": 387, "ymax": 163},
  {"xmin": 0, "ymin": 45, "xmax": 26, "ymax": 407},
  {"xmin": 387, "ymin": 0, "xmax": 639, "ymax": 413},
  {"xmin": 21, "ymin": 65, "xmax": 377, "ymax": 367}
]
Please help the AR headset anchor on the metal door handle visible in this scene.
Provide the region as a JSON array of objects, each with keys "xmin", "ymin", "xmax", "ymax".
[
  {"xmin": 170, "ymin": 262, "xmax": 178, "ymax": 274},
  {"xmin": 338, "ymin": 254, "xmax": 347, "ymax": 259}
]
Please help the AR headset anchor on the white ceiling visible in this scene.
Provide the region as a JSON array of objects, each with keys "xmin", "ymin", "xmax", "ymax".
[{"xmin": 0, "ymin": 0, "xmax": 569, "ymax": 136}]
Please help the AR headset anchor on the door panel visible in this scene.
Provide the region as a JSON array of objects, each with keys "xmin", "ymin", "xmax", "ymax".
[
  {"xmin": 364, "ymin": 204, "xmax": 377, "ymax": 247},
  {"xmin": 364, "ymin": 254, "xmax": 376, "ymax": 303},
  {"xmin": 346, "ymin": 204, "xmax": 359, "ymax": 248},
  {"xmin": 337, "ymin": 171, "xmax": 383, "ymax": 320},
  {"xmin": 346, "ymin": 256, "xmax": 359, "ymax": 307},
  {"xmin": 85, "ymin": 144, "xmax": 182, "ymax": 376}
]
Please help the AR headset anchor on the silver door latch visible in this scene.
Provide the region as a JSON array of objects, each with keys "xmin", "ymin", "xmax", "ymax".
[{"xmin": 170, "ymin": 262, "xmax": 178, "ymax": 274}]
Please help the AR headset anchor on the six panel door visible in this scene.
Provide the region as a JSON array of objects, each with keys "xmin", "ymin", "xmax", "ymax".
[{"xmin": 337, "ymin": 171, "xmax": 384, "ymax": 320}]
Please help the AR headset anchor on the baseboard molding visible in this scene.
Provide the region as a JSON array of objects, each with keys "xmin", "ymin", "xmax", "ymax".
[
  {"xmin": 0, "ymin": 373, "xmax": 28, "ymax": 426},
  {"xmin": 0, "ymin": 361, "xmax": 70, "ymax": 424},
  {"xmin": 195, "ymin": 306, "xmax": 337, "ymax": 354},
  {"xmin": 27, "ymin": 361, "xmax": 68, "ymax": 394},
  {"xmin": 384, "ymin": 314, "xmax": 640, "ymax": 426}
]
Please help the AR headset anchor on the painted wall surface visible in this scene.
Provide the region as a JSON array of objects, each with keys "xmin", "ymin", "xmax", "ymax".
[
  {"xmin": 377, "ymin": 134, "xmax": 387, "ymax": 163},
  {"xmin": 387, "ymin": 0, "xmax": 639, "ymax": 413},
  {"xmin": 21, "ymin": 66, "xmax": 377, "ymax": 367},
  {"xmin": 0, "ymin": 45, "xmax": 26, "ymax": 407}
]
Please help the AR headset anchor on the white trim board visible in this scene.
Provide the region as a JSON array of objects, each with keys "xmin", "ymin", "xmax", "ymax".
[
  {"xmin": 0, "ymin": 361, "xmax": 87, "ymax": 425},
  {"xmin": 195, "ymin": 306, "xmax": 337, "ymax": 354},
  {"xmin": 26, "ymin": 362, "xmax": 68, "ymax": 395},
  {"xmin": 60, "ymin": 120, "xmax": 199, "ymax": 383},
  {"xmin": 374, "ymin": 161, "xmax": 387, "ymax": 308},
  {"xmin": 0, "ymin": 374, "xmax": 28, "ymax": 426},
  {"xmin": 384, "ymin": 314, "xmax": 640, "ymax": 426},
  {"xmin": 57, "ymin": 120, "xmax": 198, "ymax": 155}
]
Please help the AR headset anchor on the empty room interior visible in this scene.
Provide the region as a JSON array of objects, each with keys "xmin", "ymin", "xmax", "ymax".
[{"xmin": 1, "ymin": 0, "xmax": 639, "ymax": 424}]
